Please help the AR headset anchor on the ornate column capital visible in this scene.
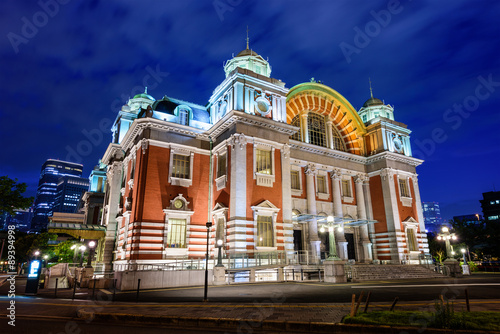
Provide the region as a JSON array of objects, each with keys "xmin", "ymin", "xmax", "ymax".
[
  {"xmin": 231, "ymin": 133, "xmax": 247, "ymax": 150},
  {"xmin": 380, "ymin": 167, "xmax": 394, "ymax": 181},
  {"xmin": 141, "ymin": 139, "xmax": 149, "ymax": 154},
  {"xmin": 281, "ymin": 144, "xmax": 290, "ymax": 159},
  {"xmin": 355, "ymin": 174, "xmax": 368, "ymax": 184},
  {"xmin": 330, "ymin": 168, "xmax": 342, "ymax": 180},
  {"xmin": 305, "ymin": 163, "xmax": 317, "ymax": 176}
]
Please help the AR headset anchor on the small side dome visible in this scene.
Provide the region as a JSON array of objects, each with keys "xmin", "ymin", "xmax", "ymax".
[
  {"xmin": 236, "ymin": 48, "xmax": 261, "ymax": 58},
  {"xmin": 133, "ymin": 88, "xmax": 155, "ymax": 101},
  {"xmin": 363, "ymin": 97, "xmax": 384, "ymax": 108}
]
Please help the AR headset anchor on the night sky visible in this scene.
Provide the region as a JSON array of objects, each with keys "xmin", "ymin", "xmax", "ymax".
[{"xmin": 1, "ymin": 0, "xmax": 499, "ymax": 221}]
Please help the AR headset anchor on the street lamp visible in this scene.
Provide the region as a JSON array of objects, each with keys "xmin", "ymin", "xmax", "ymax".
[
  {"xmin": 203, "ymin": 221, "xmax": 212, "ymax": 302},
  {"xmin": 78, "ymin": 245, "xmax": 86, "ymax": 267},
  {"xmin": 436, "ymin": 226, "xmax": 457, "ymax": 260},
  {"xmin": 86, "ymin": 241, "xmax": 96, "ymax": 268},
  {"xmin": 320, "ymin": 216, "xmax": 341, "ymax": 261},
  {"xmin": 34, "ymin": 250, "xmax": 40, "ymax": 258},
  {"xmin": 215, "ymin": 239, "xmax": 223, "ymax": 267},
  {"xmin": 461, "ymin": 248, "xmax": 467, "ymax": 263}
]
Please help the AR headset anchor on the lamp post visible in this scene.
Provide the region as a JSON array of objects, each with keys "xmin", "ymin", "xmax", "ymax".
[
  {"xmin": 86, "ymin": 241, "xmax": 96, "ymax": 268},
  {"xmin": 34, "ymin": 250, "xmax": 40, "ymax": 259},
  {"xmin": 436, "ymin": 226, "xmax": 457, "ymax": 260},
  {"xmin": 216, "ymin": 239, "xmax": 223, "ymax": 267},
  {"xmin": 78, "ymin": 245, "xmax": 86, "ymax": 267},
  {"xmin": 203, "ymin": 221, "xmax": 212, "ymax": 302},
  {"xmin": 460, "ymin": 248, "xmax": 467, "ymax": 263}
]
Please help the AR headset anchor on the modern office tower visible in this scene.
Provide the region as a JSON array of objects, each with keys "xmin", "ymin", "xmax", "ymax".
[
  {"xmin": 453, "ymin": 214, "xmax": 482, "ymax": 225},
  {"xmin": 31, "ymin": 159, "xmax": 84, "ymax": 232},
  {"xmin": 422, "ymin": 202, "xmax": 443, "ymax": 233},
  {"xmin": 53, "ymin": 175, "xmax": 90, "ymax": 213},
  {"xmin": 481, "ymin": 191, "xmax": 500, "ymax": 223}
]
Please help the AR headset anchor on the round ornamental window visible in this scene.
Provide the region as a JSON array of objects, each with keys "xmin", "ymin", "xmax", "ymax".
[
  {"xmin": 255, "ymin": 97, "xmax": 271, "ymax": 116},
  {"xmin": 219, "ymin": 100, "xmax": 227, "ymax": 117},
  {"xmin": 393, "ymin": 137, "xmax": 403, "ymax": 152}
]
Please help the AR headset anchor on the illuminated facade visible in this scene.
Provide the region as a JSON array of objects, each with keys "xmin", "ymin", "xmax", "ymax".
[{"xmin": 100, "ymin": 46, "xmax": 429, "ymax": 269}]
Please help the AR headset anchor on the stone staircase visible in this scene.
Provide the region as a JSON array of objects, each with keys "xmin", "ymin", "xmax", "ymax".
[{"xmin": 349, "ymin": 264, "xmax": 445, "ymax": 282}]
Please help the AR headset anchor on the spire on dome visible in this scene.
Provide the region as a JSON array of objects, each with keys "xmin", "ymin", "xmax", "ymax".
[
  {"xmin": 246, "ymin": 26, "xmax": 250, "ymax": 50},
  {"xmin": 369, "ymin": 78, "xmax": 373, "ymax": 98}
]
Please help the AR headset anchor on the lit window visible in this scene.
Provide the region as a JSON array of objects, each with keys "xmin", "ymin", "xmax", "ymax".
[
  {"xmin": 257, "ymin": 215, "xmax": 273, "ymax": 247},
  {"xmin": 317, "ymin": 175, "xmax": 327, "ymax": 194},
  {"xmin": 406, "ymin": 228, "xmax": 418, "ymax": 251},
  {"xmin": 179, "ymin": 107, "xmax": 189, "ymax": 126},
  {"xmin": 172, "ymin": 154, "xmax": 190, "ymax": 179},
  {"xmin": 256, "ymin": 149, "xmax": 272, "ymax": 175},
  {"xmin": 166, "ymin": 219, "xmax": 187, "ymax": 248},
  {"xmin": 331, "ymin": 126, "xmax": 346, "ymax": 151},
  {"xmin": 341, "ymin": 179, "xmax": 351, "ymax": 197},
  {"xmin": 291, "ymin": 170, "xmax": 300, "ymax": 190},
  {"xmin": 399, "ymin": 179, "xmax": 410, "ymax": 198},
  {"xmin": 217, "ymin": 153, "xmax": 226, "ymax": 178},
  {"xmin": 308, "ymin": 113, "xmax": 326, "ymax": 147}
]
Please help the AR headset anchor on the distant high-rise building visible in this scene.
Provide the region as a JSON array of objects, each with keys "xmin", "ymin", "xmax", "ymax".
[
  {"xmin": 53, "ymin": 175, "xmax": 90, "ymax": 213},
  {"xmin": 31, "ymin": 159, "xmax": 84, "ymax": 232},
  {"xmin": 422, "ymin": 202, "xmax": 442, "ymax": 233},
  {"xmin": 453, "ymin": 214, "xmax": 482, "ymax": 225},
  {"xmin": 480, "ymin": 191, "xmax": 500, "ymax": 223}
]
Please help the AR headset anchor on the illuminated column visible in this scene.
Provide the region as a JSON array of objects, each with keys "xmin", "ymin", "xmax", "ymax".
[
  {"xmin": 301, "ymin": 113, "xmax": 309, "ymax": 144},
  {"xmin": 331, "ymin": 169, "xmax": 347, "ymax": 260},
  {"xmin": 229, "ymin": 134, "xmax": 247, "ymax": 252},
  {"xmin": 412, "ymin": 174, "xmax": 429, "ymax": 254},
  {"xmin": 102, "ymin": 160, "xmax": 123, "ymax": 271},
  {"xmin": 355, "ymin": 175, "xmax": 372, "ymax": 262},
  {"xmin": 326, "ymin": 119, "xmax": 334, "ymax": 149},
  {"xmin": 281, "ymin": 144, "xmax": 294, "ymax": 254},
  {"xmin": 305, "ymin": 164, "xmax": 320, "ymax": 261}
]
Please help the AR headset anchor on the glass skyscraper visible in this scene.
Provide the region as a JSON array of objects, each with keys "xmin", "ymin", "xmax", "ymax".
[{"xmin": 31, "ymin": 159, "xmax": 85, "ymax": 232}]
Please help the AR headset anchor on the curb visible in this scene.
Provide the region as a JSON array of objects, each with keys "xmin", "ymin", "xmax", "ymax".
[{"xmin": 76, "ymin": 309, "xmax": 498, "ymax": 333}]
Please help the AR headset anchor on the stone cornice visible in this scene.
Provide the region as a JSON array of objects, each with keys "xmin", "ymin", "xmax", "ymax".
[
  {"xmin": 102, "ymin": 143, "xmax": 125, "ymax": 165},
  {"xmin": 207, "ymin": 110, "xmax": 298, "ymax": 138},
  {"xmin": 289, "ymin": 140, "xmax": 366, "ymax": 164},
  {"xmin": 366, "ymin": 151, "xmax": 423, "ymax": 167}
]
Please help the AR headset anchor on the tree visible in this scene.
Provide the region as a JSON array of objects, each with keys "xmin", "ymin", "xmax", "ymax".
[
  {"xmin": 0, "ymin": 176, "xmax": 33, "ymax": 215},
  {"xmin": 12, "ymin": 231, "xmax": 56, "ymax": 265},
  {"xmin": 54, "ymin": 240, "xmax": 77, "ymax": 263}
]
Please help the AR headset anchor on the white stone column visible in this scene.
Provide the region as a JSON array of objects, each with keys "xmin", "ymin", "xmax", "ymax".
[
  {"xmin": 331, "ymin": 169, "xmax": 347, "ymax": 260},
  {"xmin": 355, "ymin": 175, "xmax": 372, "ymax": 262},
  {"xmin": 326, "ymin": 119, "xmax": 334, "ymax": 149},
  {"xmin": 380, "ymin": 168, "xmax": 402, "ymax": 263},
  {"xmin": 281, "ymin": 144, "xmax": 294, "ymax": 255},
  {"xmin": 412, "ymin": 174, "xmax": 429, "ymax": 254},
  {"xmin": 305, "ymin": 164, "xmax": 320, "ymax": 262},
  {"xmin": 301, "ymin": 113, "xmax": 309, "ymax": 144},
  {"xmin": 102, "ymin": 161, "xmax": 123, "ymax": 271},
  {"xmin": 229, "ymin": 134, "xmax": 248, "ymax": 253}
]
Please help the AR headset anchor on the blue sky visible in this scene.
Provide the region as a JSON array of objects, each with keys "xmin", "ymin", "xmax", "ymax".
[{"xmin": 0, "ymin": 0, "xmax": 499, "ymax": 220}]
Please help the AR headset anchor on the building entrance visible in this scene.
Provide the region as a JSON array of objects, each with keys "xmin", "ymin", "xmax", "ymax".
[{"xmin": 345, "ymin": 233, "xmax": 356, "ymax": 260}]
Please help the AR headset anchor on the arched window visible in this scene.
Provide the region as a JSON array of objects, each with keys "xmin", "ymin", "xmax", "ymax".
[
  {"xmin": 290, "ymin": 115, "xmax": 301, "ymax": 141},
  {"xmin": 308, "ymin": 113, "xmax": 326, "ymax": 147},
  {"xmin": 179, "ymin": 107, "xmax": 189, "ymax": 126},
  {"xmin": 331, "ymin": 126, "xmax": 346, "ymax": 151}
]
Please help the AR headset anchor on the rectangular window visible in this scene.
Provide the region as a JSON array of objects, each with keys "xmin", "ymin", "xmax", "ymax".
[
  {"xmin": 217, "ymin": 153, "xmax": 226, "ymax": 178},
  {"xmin": 342, "ymin": 179, "xmax": 351, "ymax": 197},
  {"xmin": 166, "ymin": 219, "xmax": 187, "ymax": 248},
  {"xmin": 317, "ymin": 175, "xmax": 327, "ymax": 194},
  {"xmin": 291, "ymin": 170, "xmax": 300, "ymax": 190},
  {"xmin": 172, "ymin": 154, "xmax": 190, "ymax": 179},
  {"xmin": 257, "ymin": 215, "xmax": 274, "ymax": 247},
  {"xmin": 407, "ymin": 228, "xmax": 418, "ymax": 251},
  {"xmin": 256, "ymin": 149, "xmax": 272, "ymax": 175},
  {"xmin": 216, "ymin": 217, "xmax": 225, "ymax": 242},
  {"xmin": 399, "ymin": 179, "xmax": 410, "ymax": 197}
]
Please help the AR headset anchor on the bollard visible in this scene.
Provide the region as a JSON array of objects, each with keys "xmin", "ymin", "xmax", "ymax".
[
  {"xmin": 72, "ymin": 277, "xmax": 77, "ymax": 300},
  {"xmin": 136, "ymin": 279, "xmax": 141, "ymax": 302},
  {"xmin": 318, "ymin": 269, "xmax": 321, "ymax": 282},
  {"xmin": 465, "ymin": 289, "xmax": 470, "ymax": 312},
  {"xmin": 301, "ymin": 268, "xmax": 304, "ymax": 281},
  {"xmin": 54, "ymin": 278, "xmax": 58, "ymax": 298},
  {"xmin": 363, "ymin": 291, "xmax": 372, "ymax": 313},
  {"xmin": 292, "ymin": 269, "xmax": 295, "ymax": 281},
  {"xmin": 113, "ymin": 279, "xmax": 117, "ymax": 301}
]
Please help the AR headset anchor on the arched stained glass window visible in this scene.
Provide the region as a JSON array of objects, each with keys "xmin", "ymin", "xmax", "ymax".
[
  {"xmin": 308, "ymin": 113, "xmax": 326, "ymax": 147},
  {"xmin": 290, "ymin": 115, "xmax": 301, "ymax": 141}
]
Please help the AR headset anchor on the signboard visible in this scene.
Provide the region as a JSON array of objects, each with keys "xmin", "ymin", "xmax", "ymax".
[{"xmin": 25, "ymin": 260, "xmax": 41, "ymax": 295}]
